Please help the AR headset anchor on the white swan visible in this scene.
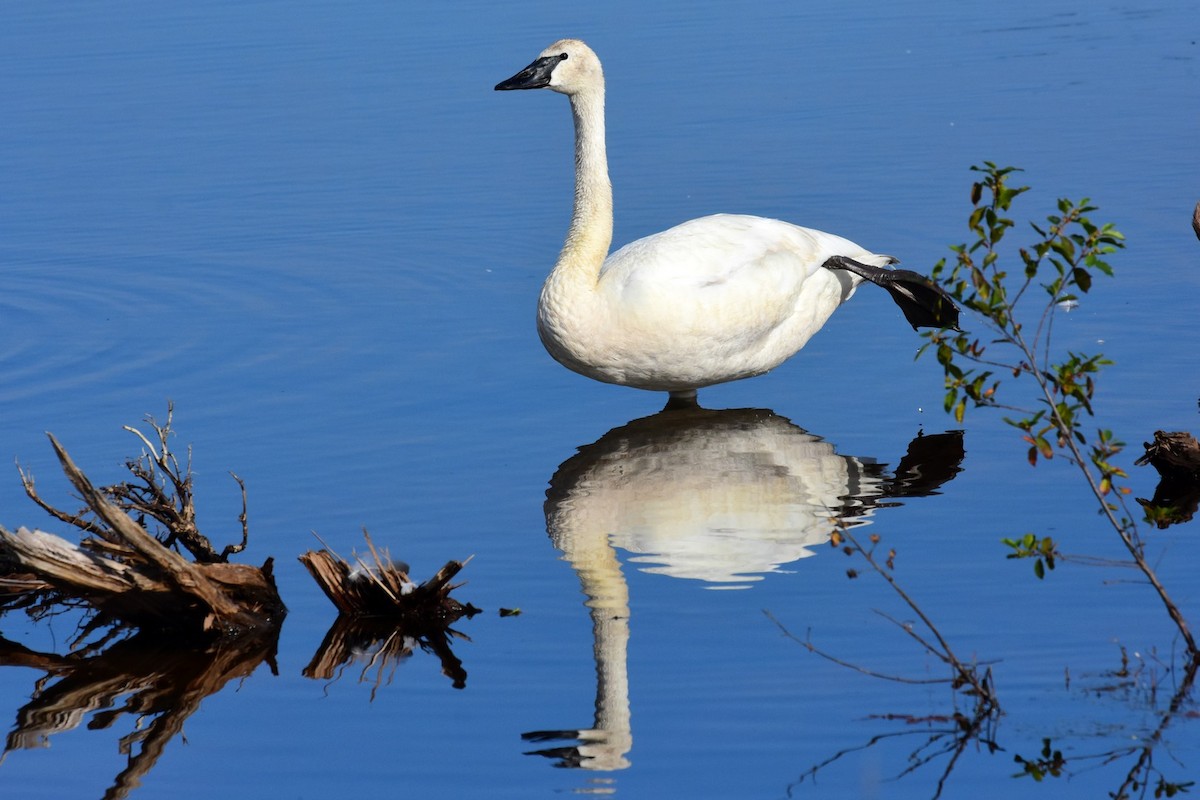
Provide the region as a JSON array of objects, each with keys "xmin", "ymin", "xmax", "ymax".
[{"xmin": 496, "ymin": 39, "xmax": 957, "ymax": 405}]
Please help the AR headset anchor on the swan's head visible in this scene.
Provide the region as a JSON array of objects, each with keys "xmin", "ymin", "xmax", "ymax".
[{"xmin": 495, "ymin": 39, "xmax": 603, "ymax": 97}]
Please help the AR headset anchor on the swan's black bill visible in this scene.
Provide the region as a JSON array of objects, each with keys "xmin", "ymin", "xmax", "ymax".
[
  {"xmin": 824, "ymin": 255, "xmax": 962, "ymax": 331},
  {"xmin": 495, "ymin": 56, "xmax": 559, "ymax": 91}
]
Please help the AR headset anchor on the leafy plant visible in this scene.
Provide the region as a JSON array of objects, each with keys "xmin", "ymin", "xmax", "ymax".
[
  {"xmin": 921, "ymin": 162, "xmax": 1197, "ymax": 658},
  {"xmin": 1000, "ymin": 533, "xmax": 1059, "ymax": 579}
]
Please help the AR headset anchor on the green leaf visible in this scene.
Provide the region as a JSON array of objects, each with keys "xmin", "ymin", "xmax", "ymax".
[
  {"xmin": 1051, "ymin": 237, "xmax": 1076, "ymax": 262},
  {"xmin": 968, "ymin": 206, "xmax": 986, "ymax": 236},
  {"xmin": 1072, "ymin": 268, "xmax": 1092, "ymax": 293}
]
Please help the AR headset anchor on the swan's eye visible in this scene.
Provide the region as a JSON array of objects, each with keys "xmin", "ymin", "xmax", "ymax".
[{"xmin": 559, "ymin": 53, "xmax": 569, "ymax": 61}]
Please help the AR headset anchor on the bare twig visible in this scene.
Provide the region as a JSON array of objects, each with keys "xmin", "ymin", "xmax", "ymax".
[
  {"xmin": 18, "ymin": 464, "xmax": 109, "ymax": 539},
  {"xmin": 219, "ymin": 473, "xmax": 250, "ymax": 561}
]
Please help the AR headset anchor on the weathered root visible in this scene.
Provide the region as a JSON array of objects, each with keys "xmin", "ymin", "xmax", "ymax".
[
  {"xmin": 1136, "ymin": 430, "xmax": 1200, "ymax": 528},
  {"xmin": 0, "ymin": 413, "xmax": 284, "ymax": 637},
  {"xmin": 1137, "ymin": 430, "xmax": 1200, "ymax": 479},
  {"xmin": 18, "ymin": 404, "xmax": 247, "ymax": 564},
  {"xmin": 299, "ymin": 531, "xmax": 476, "ymax": 625}
]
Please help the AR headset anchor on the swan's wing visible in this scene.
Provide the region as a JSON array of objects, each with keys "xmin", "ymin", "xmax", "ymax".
[
  {"xmin": 599, "ymin": 214, "xmax": 876, "ymax": 331},
  {"xmin": 601, "ymin": 214, "xmax": 880, "ymax": 290}
]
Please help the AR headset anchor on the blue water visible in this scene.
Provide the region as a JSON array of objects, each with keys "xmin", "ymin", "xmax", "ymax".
[{"xmin": 1, "ymin": 1, "xmax": 1198, "ymax": 798}]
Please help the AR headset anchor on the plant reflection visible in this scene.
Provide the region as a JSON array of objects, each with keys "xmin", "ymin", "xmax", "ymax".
[
  {"xmin": 1013, "ymin": 655, "xmax": 1198, "ymax": 799},
  {"xmin": 525, "ymin": 405, "xmax": 963, "ymax": 773},
  {"xmin": 0, "ymin": 624, "xmax": 278, "ymax": 800},
  {"xmin": 787, "ymin": 708, "xmax": 1000, "ymax": 799}
]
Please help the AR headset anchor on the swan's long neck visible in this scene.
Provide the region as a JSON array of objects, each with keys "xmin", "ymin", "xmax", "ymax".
[{"xmin": 556, "ymin": 85, "xmax": 612, "ymax": 286}]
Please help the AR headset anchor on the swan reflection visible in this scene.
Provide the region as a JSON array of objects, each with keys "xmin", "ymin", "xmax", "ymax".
[{"xmin": 525, "ymin": 406, "xmax": 963, "ymax": 772}]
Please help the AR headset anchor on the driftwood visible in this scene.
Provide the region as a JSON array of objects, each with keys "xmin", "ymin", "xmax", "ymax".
[
  {"xmin": 0, "ymin": 411, "xmax": 284, "ymax": 636},
  {"xmin": 299, "ymin": 533, "xmax": 479, "ymax": 689},
  {"xmin": 1136, "ymin": 430, "xmax": 1200, "ymax": 528},
  {"xmin": 0, "ymin": 627, "xmax": 278, "ymax": 800},
  {"xmin": 1136, "ymin": 430, "xmax": 1200, "ymax": 478},
  {"xmin": 299, "ymin": 533, "xmax": 476, "ymax": 624},
  {"xmin": 0, "ymin": 411, "xmax": 283, "ymax": 795}
]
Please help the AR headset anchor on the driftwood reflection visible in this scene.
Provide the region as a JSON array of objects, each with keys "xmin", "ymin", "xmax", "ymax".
[
  {"xmin": 303, "ymin": 614, "xmax": 471, "ymax": 693},
  {"xmin": 525, "ymin": 406, "xmax": 963, "ymax": 772},
  {"xmin": 1138, "ymin": 476, "xmax": 1200, "ymax": 528},
  {"xmin": 0, "ymin": 625, "xmax": 278, "ymax": 800}
]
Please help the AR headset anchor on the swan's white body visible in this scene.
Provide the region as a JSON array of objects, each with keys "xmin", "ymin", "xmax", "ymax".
[{"xmin": 499, "ymin": 39, "xmax": 895, "ymax": 399}]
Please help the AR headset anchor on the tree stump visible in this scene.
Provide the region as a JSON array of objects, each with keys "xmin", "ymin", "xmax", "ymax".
[
  {"xmin": 1137, "ymin": 431, "xmax": 1200, "ymax": 478},
  {"xmin": 1136, "ymin": 430, "xmax": 1200, "ymax": 528},
  {"xmin": 299, "ymin": 533, "xmax": 476, "ymax": 625}
]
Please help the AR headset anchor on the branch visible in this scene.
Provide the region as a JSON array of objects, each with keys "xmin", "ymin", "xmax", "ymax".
[{"xmin": 47, "ymin": 434, "xmax": 242, "ymax": 622}]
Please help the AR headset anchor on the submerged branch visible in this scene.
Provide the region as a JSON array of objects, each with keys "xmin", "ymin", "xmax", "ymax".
[
  {"xmin": 775, "ymin": 520, "xmax": 1000, "ymax": 798},
  {"xmin": 843, "ymin": 528, "xmax": 997, "ymax": 705}
]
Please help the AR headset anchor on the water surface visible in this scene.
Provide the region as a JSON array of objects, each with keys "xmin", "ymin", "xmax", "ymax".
[{"xmin": 1, "ymin": 2, "xmax": 1198, "ymax": 798}]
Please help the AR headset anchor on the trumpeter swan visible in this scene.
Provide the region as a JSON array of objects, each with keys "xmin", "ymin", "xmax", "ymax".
[{"xmin": 496, "ymin": 39, "xmax": 958, "ymax": 405}]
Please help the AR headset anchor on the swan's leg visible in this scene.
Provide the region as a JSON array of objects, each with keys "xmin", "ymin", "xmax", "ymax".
[
  {"xmin": 823, "ymin": 255, "xmax": 961, "ymax": 331},
  {"xmin": 664, "ymin": 390, "xmax": 699, "ymax": 411}
]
